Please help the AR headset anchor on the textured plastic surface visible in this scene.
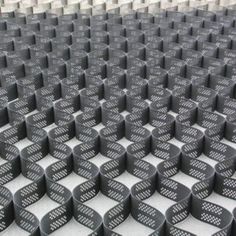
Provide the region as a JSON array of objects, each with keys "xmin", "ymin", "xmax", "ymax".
[{"xmin": 0, "ymin": 8, "xmax": 235, "ymax": 236}]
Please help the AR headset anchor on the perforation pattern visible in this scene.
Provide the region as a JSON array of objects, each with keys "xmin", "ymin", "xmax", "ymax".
[{"xmin": 0, "ymin": 6, "xmax": 236, "ymax": 236}]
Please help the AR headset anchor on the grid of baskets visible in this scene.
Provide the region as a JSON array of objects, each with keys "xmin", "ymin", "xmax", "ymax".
[{"xmin": 0, "ymin": 5, "xmax": 236, "ymax": 236}]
